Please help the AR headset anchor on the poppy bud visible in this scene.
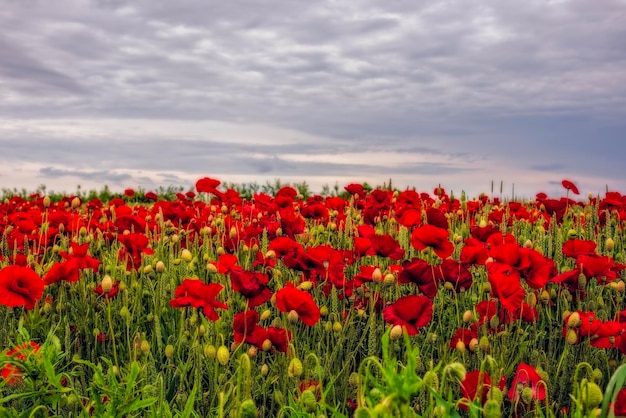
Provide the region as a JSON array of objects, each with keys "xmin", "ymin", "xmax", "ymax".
[
  {"xmin": 288, "ymin": 310, "xmax": 299, "ymax": 324},
  {"xmin": 566, "ymin": 329, "xmax": 578, "ymax": 345},
  {"xmin": 165, "ymin": 344, "xmax": 174, "ymax": 359},
  {"xmin": 371, "ymin": 268, "xmax": 382, "ymax": 282},
  {"xmin": 540, "ymin": 290, "xmax": 551, "ymax": 304},
  {"xmin": 389, "ymin": 325, "xmax": 403, "ymax": 340},
  {"xmin": 143, "ymin": 264, "xmax": 153, "ymax": 274},
  {"xmin": 489, "ymin": 315, "xmax": 499, "ymax": 330},
  {"xmin": 155, "ymin": 261, "xmax": 165, "ymax": 273},
  {"xmin": 204, "ymin": 344, "xmax": 216, "ymax": 359},
  {"xmin": 423, "ymin": 370, "xmax": 439, "ymax": 390},
  {"xmin": 261, "ymin": 339, "xmax": 272, "ymax": 352},
  {"xmin": 261, "ymin": 364, "xmax": 269, "ymax": 376},
  {"xmin": 217, "ymin": 345, "xmax": 229, "ymax": 365},
  {"xmin": 592, "ymin": 368, "xmax": 603, "ymax": 383},
  {"xmin": 300, "ymin": 389, "xmax": 317, "ymax": 413},
  {"xmin": 444, "ymin": 362, "xmax": 466, "ymax": 382},
  {"xmin": 71, "ymin": 196, "xmax": 81, "ymax": 209},
  {"xmin": 469, "ymin": 338, "xmax": 479, "ymax": 352},
  {"xmin": 171, "ymin": 234, "xmax": 180, "ymax": 244},
  {"xmin": 462, "ymin": 310, "xmax": 473, "ymax": 323},
  {"xmin": 101, "ymin": 275, "xmax": 113, "ymax": 293},
  {"xmin": 479, "ymin": 336, "xmax": 490, "ymax": 352},
  {"xmin": 349, "ymin": 372, "xmax": 360, "ymax": 388},
  {"xmin": 320, "ymin": 306, "xmax": 329, "ymax": 316},
  {"xmin": 332, "ymin": 321, "xmax": 343, "ymax": 333},
  {"xmin": 140, "ymin": 340, "xmax": 150, "ymax": 355},
  {"xmin": 383, "ymin": 273, "xmax": 395, "ymax": 285},
  {"xmin": 521, "ymin": 387, "xmax": 533, "ymax": 404},
  {"xmin": 483, "ymin": 400, "xmax": 501, "ymax": 418},
  {"xmin": 617, "ymin": 280, "xmax": 625, "ymax": 293},
  {"xmin": 288, "ymin": 358, "xmax": 303, "ymax": 378},
  {"xmin": 239, "ymin": 399, "xmax": 258, "ymax": 418},
  {"xmin": 567, "ymin": 312, "xmax": 581, "ymax": 328},
  {"xmin": 606, "ymin": 238, "xmax": 615, "ymax": 252},
  {"xmin": 216, "ymin": 246, "xmax": 225, "ymax": 256},
  {"xmin": 526, "ymin": 292, "xmax": 537, "ymax": 308},
  {"xmin": 181, "ymin": 249, "xmax": 193, "ymax": 263},
  {"xmin": 206, "ymin": 263, "xmax": 218, "ymax": 274},
  {"xmin": 298, "ymin": 281, "xmax": 313, "ymax": 291}
]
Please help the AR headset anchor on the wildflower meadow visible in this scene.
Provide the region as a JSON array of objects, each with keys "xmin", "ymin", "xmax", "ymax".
[{"xmin": 2, "ymin": 177, "xmax": 626, "ymax": 417}]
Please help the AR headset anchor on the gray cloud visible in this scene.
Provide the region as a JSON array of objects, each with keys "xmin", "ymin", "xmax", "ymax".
[{"xmin": 0, "ymin": 0, "xmax": 625, "ymax": 195}]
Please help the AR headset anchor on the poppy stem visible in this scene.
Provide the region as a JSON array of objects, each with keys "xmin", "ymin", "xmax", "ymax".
[{"xmin": 106, "ymin": 300, "xmax": 118, "ymax": 369}]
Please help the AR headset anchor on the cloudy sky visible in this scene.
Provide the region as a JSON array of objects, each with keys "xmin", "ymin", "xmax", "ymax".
[{"xmin": 1, "ymin": 0, "xmax": 625, "ymax": 199}]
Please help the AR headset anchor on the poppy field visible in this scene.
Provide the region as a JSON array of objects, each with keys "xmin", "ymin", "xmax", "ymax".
[{"xmin": 2, "ymin": 177, "xmax": 626, "ymax": 417}]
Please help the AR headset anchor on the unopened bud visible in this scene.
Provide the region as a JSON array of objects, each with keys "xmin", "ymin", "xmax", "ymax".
[{"xmin": 101, "ymin": 275, "xmax": 113, "ymax": 293}]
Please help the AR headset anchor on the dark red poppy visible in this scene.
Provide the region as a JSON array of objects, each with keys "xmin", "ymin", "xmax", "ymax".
[
  {"xmin": 411, "ymin": 225, "xmax": 454, "ymax": 258},
  {"xmin": 124, "ymin": 188, "xmax": 135, "ymax": 197},
  {"xmin": 562, "ymin": 179, "xmax": 580, "ymax": 195},
  {"xmin": 275, "ymin": 285, "xmax": 321, "ymax": 326},
  {"xmin": 233, "ymin": 310, "xmax": 269, "ymax": 349},
  {"xmin": 382, "ymin": 294, "xmax": 433, "ymax": 335},
  {"xmin": 426, "ymin": 207, "xmax": 449, "ymax": 229},
  {"xmin": 612, "ymin": 388, "xmax": 626, "ymax": 416},
  {"xmin": 344, "ymin": 183, "xmax": 366, "ymax": 197},
  {"xmin": 1, "ymin": 341, "xmax": 41, "ymax": 386},
  {"xmin": 398, "ymin": 258, "xmax": 439, "ymax": 298},
  {"xmin": 230, "ymin": 269, "xmax": 273, "ymax": 308},
  {"xmin": 366, "ymin": 234, "xmax": 405, "ymax": 260},
  {"xmin": 169, "ymin": 279, "xmax": 228, "ymax": 321},
  {"xmin": 144, "ymin": 191, "xmax": 158, "ymax": 201},
  {"xmin": 0, "ymin": 265, "xmax": 44, "ymax": 310},
  {"xmin": 507, "ymin": 363, "xmax": 546, "ymax": 402},
  {"xmin": 437, "ymin": 259, "xmax": 473, "ymax": 291}
]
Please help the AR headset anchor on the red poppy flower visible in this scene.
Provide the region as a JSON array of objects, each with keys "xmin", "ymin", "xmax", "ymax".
[
  {"xmin": 93, "ymin": 280, "xmax": 120, "ymax": 299},
  {"xmin": 144, "ymin": 191, "xmax": 158, "ymax": 201},
  {"xmin": 42, "ymin": 261, "xmax": 80, "ymax": 285},
  {"xmin": 169, "ymin": 279, "xmax": 228, "ymax": 321},
  {"xmin": 562, "ymin": 179, "xmax": 580, "ymax": 195},
  {"xmin": 195, "ymin": 177, "xmax": 221, "ymax": 194},
  {"xmin": 460, "ymin": 238, "xmax": 489, "ymax": 266},
  {"xmin": 369, "ymin": 234, "xmax": 406, "ymax": 260},
  {"xmin": 461, "ymin": 370, "xmax": 492, "ymax": 408},
  {"xmin": 233, "ymin": 310, "xmax": 269, "ymax": 349},
  {"xmin": 1, "ymin": 341, "xmax": 41, "ymax": 386},
  {"xmin": 382, "ymin": 294, "xmax": 433, "ymax": 335},
  {"xmin": 507, "ymin": 363, "xmax": 546, "ymax": 402},
  {"xmin": 275, "ymin": 286, "xmax": 321, "ymax": 326},
  {"xmin": 267, "ymin": 326, "xmax": 292, "ymax": 353},
  {"xmin": 562, "ymin": 239, "xmax": 597, "ymax": 259},
  {"xmin": 612, "ymin": 388, "xmax": 626, "ymax": 416},
  {"xmin": 448, "ymin": 325, "xmax": 478, "ymax": 349},
  {"xmin": 0, "ymin": 265, "xmax": 44, "ymax": 310},
  {"xmin": 117, "ymin": 233, "xmax": 155, "ymax": 271},
  {"xmin": 486, "ymin": 262, "xmax": 524, "ymax": 313},
  {"xmin": 398, "ymin": 258, "xmax": 439, "ymax": 298},
  {"xmin": 210, "ymin": 254, "xmax": 240, "ymax": 274},
  {"xmin": 411, "ymin": 225, "xmax": 454, "ymax": 258},
  {"xmin": 230, "ymin": 269, "xmax": 273, "ymax": 308}
]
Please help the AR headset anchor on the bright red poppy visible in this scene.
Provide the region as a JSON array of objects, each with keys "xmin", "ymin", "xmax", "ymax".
[
  {"xmin": 486, "ymin": 262, "xmax": 525, "ymax": 313},
  {"xmin": 382, "ymin": 294, "xmax": 433, "ymax": 335},
  {"xmin": 562, "ymin": 179, "xmax": 580, "ymax": 195},
  {"xmin": 398, "ymin": 258, "xmax": 439, "ymax": 298},
  {"xmin": 169, "ymin": 279, "xmax": 228, "ymax": 321},
  {"xmin": 195, "ymin": 177, "xmax": 221, "ymax": 194},
  {"xmin": 410, "ymin": 224, "xmax": 454, "ymax": 258},
  {"xmin": 0, "ymin": 265, "xmax": 44, "ymax": 310},
  {"xmin": 275, "ymin": 285, "xmax": 321, "ymax": 326}
]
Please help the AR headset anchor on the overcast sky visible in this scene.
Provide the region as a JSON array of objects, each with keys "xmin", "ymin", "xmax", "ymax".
[{"xmin": 1, "ymin": 0, "xmax": 625, "ymax": 199}]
